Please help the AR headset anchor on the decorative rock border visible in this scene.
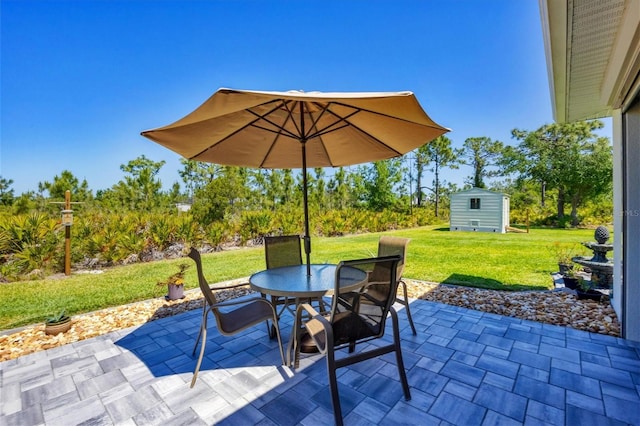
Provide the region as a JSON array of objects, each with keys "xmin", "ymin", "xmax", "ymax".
[
  {"xmin": 406, "ymin": 279, "xmax": 620, "ymax": 336},
  {"xmin": 0, "ymin": 279, "xmax": 621, "ymax": 362}
]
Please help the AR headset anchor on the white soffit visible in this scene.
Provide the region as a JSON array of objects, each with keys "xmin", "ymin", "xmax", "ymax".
[{"xmin": 541, "ymin": 0, "xmax": 630, "ymax": 123}]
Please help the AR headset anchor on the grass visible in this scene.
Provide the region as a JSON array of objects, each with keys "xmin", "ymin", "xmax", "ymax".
[{"xmin": 0, "ymin": 226, "xmax": 595, "ymax": 331}]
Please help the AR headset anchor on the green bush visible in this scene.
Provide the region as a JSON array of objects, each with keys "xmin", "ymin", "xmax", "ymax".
[
  {"xmin": 204, "ymin": 222, "xmax": 227, "ymax": 248},
  {"xmin": 0, "ymin": 196, "xmax": 612, "ymax": 282},
  {"xmin": 0, "ymin": 212, "xmax": 61, "ymax": 277},
  {"xmin": 317, "ymin": 210, "xmax": 348, "ymax": 236},
  {"xmin": 238, "ymin": 210, "xmax": 273, "ymax": 243},
  {"xmin": 149, "ymin": 216, "xmax": 175, "ymax": 251},
  {"xmin": 175, "ymin": 214, "xmax": 201, "ymax": 244},
  {"xmin": 274, "ymin": 206, "xmax": 304, "ymax": 235}
]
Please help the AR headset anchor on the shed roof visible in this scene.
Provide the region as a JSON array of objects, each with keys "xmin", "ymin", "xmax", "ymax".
[{"xmin": 450, "ymin": 187, "xmax": 510, "ymax": 197}]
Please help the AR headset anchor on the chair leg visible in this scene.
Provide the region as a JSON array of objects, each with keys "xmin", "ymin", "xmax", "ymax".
[
  {"xmin": 399, "ymin": 280, "xmax": 417, "ymax": 335},
  {"xmin": 291, "ymin": 304, "xmax": 304, "ymax": 368},
  {"xmin": 192, "ymin": 301, "xmax": 207, "ymax": 356},
  {"xmin": 316, "ymin": 296, "xmax": 327, "ymax": 313},
  {"xmin": 390, "ymin": 308, "xmax": 411, "ymax": 400},
  {"xmin": 266, "ymin": 294, "xmax": 290, "ymax": 339},
  {"xmin": 326, "ymin": 349, "xmax": 344, "ymax": 426},
  {"xmin": 262, "ymin": 294, "xmax": 276, "ymax": 339},
  {"xmin": 271, "ymin": 314, "xmax": 286, "ymax": 366},
  {"xmin": 191, "ymin": 314, "xmax": 208, "ymax": 388}
]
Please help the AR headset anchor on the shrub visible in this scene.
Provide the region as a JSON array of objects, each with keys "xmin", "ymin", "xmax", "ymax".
[
  {"xmin": 238, "ymin": 211, "xmax": 273, "ymax": 243},
  {"xmin": 0, "ymin": 212, "xmax": 61, "ymax": 277},
  {"xmin": 317, "ymin": 210, "xmax": 348, "ymax": 236},
  {"xmin": 175, "ymin": 214, "xmax": 201, "ymax": 244},
  {"xmin": 0, "ymin": 201, "xmax": 459, "ymax": 280},
  {"xmin": 149, "ymin": 216, "xmax": 175, "ymax": 251},
  {"xmin": 274, "ymin": 207, "xmax": 303, "ymax": 235},
  {"xmin": 548, "ymin": 241, "xmax": 580, "ymax": 265},
  {"xmin": 204, "ymin": 222, "xmax": 227, "ymax": 249}
]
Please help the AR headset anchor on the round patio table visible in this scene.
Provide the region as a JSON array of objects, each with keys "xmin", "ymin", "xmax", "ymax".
[
  {"xmin": 249, "ymin": 263, "xmax": 367, "ymax": 298},
  {"xmin": 249, "ymin": 264, "xmax": 368, "ymax": 365}
]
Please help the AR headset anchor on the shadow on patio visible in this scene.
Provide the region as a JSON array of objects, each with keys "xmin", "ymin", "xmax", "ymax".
[
  {"xmin": 2, "ymin": 297, "xmax": 639, "ymax": 425},
  {"xmin": 111, "ymin": 295, "xmax": 640, "ymax": 425}
]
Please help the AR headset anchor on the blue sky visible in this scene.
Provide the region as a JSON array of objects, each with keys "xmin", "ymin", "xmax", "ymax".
[{"xmin": 1, "ymin": 0, "xmax": 611, "ymax": 195}]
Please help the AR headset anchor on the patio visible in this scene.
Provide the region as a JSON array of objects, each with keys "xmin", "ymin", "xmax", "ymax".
[{"xmin": 1, "ymin": 296, "xmax": 639, "ymax": 425}]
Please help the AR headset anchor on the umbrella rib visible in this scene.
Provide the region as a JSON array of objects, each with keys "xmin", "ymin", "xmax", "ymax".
[
  {"xmin": 329, "ymin": 100, "xmax": 433, "ymax": 125},
  {"xmin": 245, "ymin": 100, "xmax": 301, "ymax": 141},
  {"xmin": 186, "ymin": 99, "xmax": 299, "ymax": 160},
  {"xmin": 334, "ymin": 117, "xmax": 404, "ymax": 156},
  {"xmin": 305, "ymin": 102, "xmax": 357, "ymax": 140},
  {"xmin": 305, "ymin": 102, "xmax": 405, "ymax": 158},
  {"xmin": 250, "ymin": 100, "xmax": 303, "ymax": 168},
  {"xmin": 248, "ymin": 122, "xmax": 298, "ymax": 140},
  {"xmin": 281, "ymin": 99, "xmax": 305, "ymax": 140},
  {"xmin": 316, "ymin": 99, "xmax": 443, "ymax": 136},
  {"xmin": 301, "ymin": 101, "xmax": 339, "ymax": 138},
  {"xmin": 179, "ymin": 94, "xmax": 444, "ymax": 165}
]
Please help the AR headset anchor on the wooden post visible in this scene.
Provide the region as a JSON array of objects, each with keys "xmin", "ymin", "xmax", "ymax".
[{"xmin": 65, "ymin": 190, "xmax": 71, "ymax": 276}]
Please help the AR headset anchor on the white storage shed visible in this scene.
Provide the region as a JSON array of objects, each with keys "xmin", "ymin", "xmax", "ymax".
[{"xmin": 449, "ymin": 188, "xmax": 510, "ymax": 233}]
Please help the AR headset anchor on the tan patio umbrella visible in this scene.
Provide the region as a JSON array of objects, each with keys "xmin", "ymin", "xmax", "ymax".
[{"xmin": 141, "ymin": 88, "xmax": 449, "ymax": 274}]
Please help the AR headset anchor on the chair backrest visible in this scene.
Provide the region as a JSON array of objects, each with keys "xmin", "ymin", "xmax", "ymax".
[
  {"xmin": 264, "ymin": 235, "xmax": 303, "ymax": 269},
  {"xmin": 330, "ymin": 255, "xmax": 401, "ymax": 346},
  {"xmin": 377, "ymin": 236, "xmax": 409, "ymax": 281},
  {"xmin": 188, "ymin": 248, "xmax": 218, "ymax": 307}
]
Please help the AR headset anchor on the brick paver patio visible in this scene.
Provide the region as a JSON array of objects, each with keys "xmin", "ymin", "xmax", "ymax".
[{"xmin": 2, "ymin": 296, "xmax": 639, "ymax": 425}]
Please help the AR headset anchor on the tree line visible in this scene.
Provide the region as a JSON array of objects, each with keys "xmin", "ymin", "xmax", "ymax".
[
  {"xmin": 0, "ymin": 120, "xmax": 613, "ymax": 280},
  {"xmin": 2, "ymin": 120, "xmax": 612, "ymax": 225}
]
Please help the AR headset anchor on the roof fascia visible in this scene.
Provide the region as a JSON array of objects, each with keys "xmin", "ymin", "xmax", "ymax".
[
  {"xmin": 539, "ymin": 0, "xmax": 569, "ymax": 123},
  {"xmin": 601, "ymin": 0, "xmax": 640, "ymax": 111}
]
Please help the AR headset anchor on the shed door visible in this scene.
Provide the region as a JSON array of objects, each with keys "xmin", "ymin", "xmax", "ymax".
[{"xmin": 502, "ymin": 197, "xmax": 510, "ymax": 228}]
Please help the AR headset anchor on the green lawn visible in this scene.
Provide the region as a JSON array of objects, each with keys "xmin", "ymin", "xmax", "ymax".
[{"xmin": 0, "ymin": 226, "xmax": 595, "ymax": 331}]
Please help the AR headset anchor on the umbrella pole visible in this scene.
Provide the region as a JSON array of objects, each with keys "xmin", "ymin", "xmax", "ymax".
[
  {"xmin": 301, "ymin": 139, "xmax": 311, "ymax": 275},
  {"xmin": 299, "ymin": 102, "xmax": 312, "ymax": 275}
]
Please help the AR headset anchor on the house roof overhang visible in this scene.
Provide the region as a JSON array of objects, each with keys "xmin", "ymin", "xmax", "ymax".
[{"xmin": 540, "ymin": 0, "xmax": 640, "ymax": 123}]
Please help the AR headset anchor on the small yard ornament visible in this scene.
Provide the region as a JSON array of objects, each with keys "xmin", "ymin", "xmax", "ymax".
[
  {"xmin": 45, "ymin": 309, "xmax": 72, "ymax": 335},
  {"xmin": 158, "ymin": 263, "xmax": 189, "ymax": 300}
]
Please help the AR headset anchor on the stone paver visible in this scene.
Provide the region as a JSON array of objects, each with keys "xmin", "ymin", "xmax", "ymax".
[{"xmin": 1, "ymin": 297, "xmax": 639, "ymax": 425}]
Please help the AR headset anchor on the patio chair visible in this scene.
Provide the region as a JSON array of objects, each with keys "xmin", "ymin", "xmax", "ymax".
[
  {"xmin": 376, "ymin": 236, "xmax": 416, "ymax": 335},
  {"xmin": 188, "ymin": 248, "xmax": 285, "ymax": 388},
  {"xmin": 264, "ymin": 235, "xmax": 303, "ymax": 270},
  {"xmin": 293, "ymin": 255, "xmax": 411, "ymax": 426},
  {"xmin": 264, "ymin": 234, "xmax": 302, "ymax": 324},
  {"xmin": 337, "ymin": 236, "xmax": 416, "ymax": 336},
  {"xmin": 263, "ymin": 235, "xmax": 326, "ymax": 336}
]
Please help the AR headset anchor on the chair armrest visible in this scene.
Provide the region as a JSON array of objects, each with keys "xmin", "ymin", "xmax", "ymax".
[
  {"xmin": 211, "ymin": 295, "xmax": 271, "ymax": 309},
  {"xmin": 297, "ymin": 302, "xmax": 320, "ymax": 317},
  {"xmin": 361, "ymin": 279, "xmax": 388, "ymax": 289},
  {"xmin": 296, "ymin": 303, "xmax": 332, "ymax": 353},
  {"xmin": 208, "ymin": 281, "xmax": 251, "ymax": 291}
]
